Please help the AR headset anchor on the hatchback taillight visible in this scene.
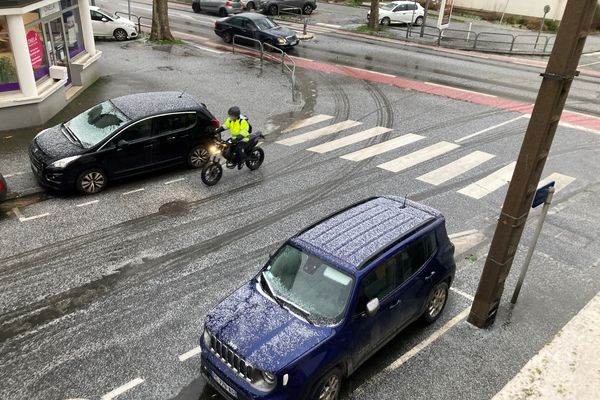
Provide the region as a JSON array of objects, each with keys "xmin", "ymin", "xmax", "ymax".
[
  {"xmin": 226, "ymin": 1, "xmax": 232, "ymax": 6},
  {"xmin": 0, "ymin": 179, "xmax": 6, "ymax": 193},
  {"xmin": 211, "ymin": 118, "xmax": 221, "ymax": 129}
]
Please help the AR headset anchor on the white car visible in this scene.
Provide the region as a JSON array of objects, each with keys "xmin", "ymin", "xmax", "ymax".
[
  {"xmin": 368, "ymin": 1, "xmax": 425, "ymax": 26},
  {"xmin": 90, "ymin": 6, "xmax": 138, "ymax": 41}
]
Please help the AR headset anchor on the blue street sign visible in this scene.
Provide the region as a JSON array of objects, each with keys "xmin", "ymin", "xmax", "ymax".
[{"xmin": 532, "ymin": 181, "xmax": 555, "ymax": 208}]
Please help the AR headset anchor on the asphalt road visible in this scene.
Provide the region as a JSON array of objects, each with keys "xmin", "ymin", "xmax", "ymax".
[{"xmin": 1, "ymin": 3, "xmax": 600, "ymax": 400}]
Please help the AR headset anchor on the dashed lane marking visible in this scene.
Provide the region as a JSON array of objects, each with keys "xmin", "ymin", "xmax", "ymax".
[
  {"xmin": 12, "ymin": 207, "xmax": 49, "ymax": 222},
  {"xmin": 76, "ymin": 200, "xmax": 99, "ymax": 208},
  {"xmin": 100, "ymin": 378, "xmax": 144, "ymax": 400},
  {"xmin": 455, "ymin": 116, "xmax": 526, "ymax": 143},
  {"xmin": 385, "ymin": 307, "xmax": 470, "ymax": 371},
  {"xmin": 277, "ymin": 120, "xmax": 362, "ymax": 146},
  {"xmin": 165, "ymin": 178, "xmax": 186, "ymax": 185},
  {"xmin": 281, "ymin": 114, "xmax": 335, "ymax": 133},
  {"xmin": 457, "ymin": 161, "xmax": 516, "ymax": 199},
  {"xmin": 377, "ymin": 141, "xmax": 460, "ymax": 173},
  {"xmin": 307, "ymin": 127, "xmax": 392, "ymax": 154},
  {"xmin": 179, "ymin": 346, "xmax": 201, "ymax": 362},
  {"xmin": 121, "ymin": 188, "xmax": 145, "ymax": 196},
  {"xmin": 450, "ymin": 288, "xmax": 475, "ymax": 301},
  {"xmin": 340, "ymin": 134, "xmax": 425, "ymax": 162},
  {"xmin": 418, "ymin": 151, "xmax": 496, "ymax": 186}
]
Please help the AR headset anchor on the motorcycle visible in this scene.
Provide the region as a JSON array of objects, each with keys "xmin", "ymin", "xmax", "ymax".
[{"xmin": 201, "ymin": 132, "xmax": 265, "ymax": 186}]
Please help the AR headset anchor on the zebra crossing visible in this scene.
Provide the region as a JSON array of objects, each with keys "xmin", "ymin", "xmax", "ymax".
[{"xmin": 276, "ymin": 115, "xmax": 577, "ymax": 199}]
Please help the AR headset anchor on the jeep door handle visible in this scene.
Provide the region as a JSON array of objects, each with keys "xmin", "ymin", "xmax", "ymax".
[
  {"xmin": 144, "ymin": 144, "xmax": 154, "ymax": 150},
  {"xmin": 425, "ymin": 271, "xmax": 436, "ymax": 281},
  {"xmin": 166, "ymin": 136, "xmax": 177, "ymax": 142},
  {"xmin": 389, "ymin": 299, "xmax": 402, "ymax": 309}
]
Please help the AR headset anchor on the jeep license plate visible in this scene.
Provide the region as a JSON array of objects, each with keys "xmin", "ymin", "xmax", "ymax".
[{"xmin": 212, "ymin": 371, "xmax": 237, "ymax": 398}]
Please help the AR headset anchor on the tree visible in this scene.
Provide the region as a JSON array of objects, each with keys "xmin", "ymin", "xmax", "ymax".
[
  {"xmin": 151, "ymin": 0, "xmax": 174, "ymax": 41},
  {"xmin": 368, "ymin": 0, "xmax": 380, "ymax": 30}
]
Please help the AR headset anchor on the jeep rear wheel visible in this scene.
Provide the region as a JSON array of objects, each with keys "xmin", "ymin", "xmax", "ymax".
[{"xmin": 422, "ymin": 282, "xmax": 449, "ymax": 324}]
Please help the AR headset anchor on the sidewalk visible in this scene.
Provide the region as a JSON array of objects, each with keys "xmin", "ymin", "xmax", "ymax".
[{"xmin": 493, "ymin": 291, "xmax": 600, "ymax": 400}]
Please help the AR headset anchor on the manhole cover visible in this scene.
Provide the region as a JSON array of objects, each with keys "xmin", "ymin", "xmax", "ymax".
[{"xmin": 159, "ymin": 200, "xmax": 190, "ymax": 216}]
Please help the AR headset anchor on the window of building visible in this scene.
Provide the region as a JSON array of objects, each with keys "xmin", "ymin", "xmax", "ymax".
[
  {"xmin": 63, "ymin": 7, "xmax": 84, "ymax": 58},
  {"xmin": 0, "ymin": 16, "xmax": 19, "ymax": 92}
]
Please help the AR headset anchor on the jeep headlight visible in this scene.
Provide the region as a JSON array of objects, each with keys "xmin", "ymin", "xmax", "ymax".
[
  {"xmin": 251, "ymin": 370, "xmax": 277, "ymax": 391},
  {"xmin": 277, "ymin": 37, "xmax": 286, "ymax": 45},
  {"xmin": 50, "ymin": 155, "xmax": 81, "ymax": 169},
  {"xmin": 262, "ymin": 371, "xmax": 276, "ymax": 384}
]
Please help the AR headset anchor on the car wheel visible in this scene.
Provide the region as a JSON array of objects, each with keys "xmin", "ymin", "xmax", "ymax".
[
  {"xmin": 302, "ymin": 4, "xmax": 313, "ymax": 15},
  {"xmin": 381, "ymin": 17, "xmax": 391, "ymax": 26},
  {"xmin": 245, "ymin": 147, "xmax": 264, "ymax": 170},
  {"xmin": 311, "ymin": 367, "xmax": 342, "ymax": 400},
  {"xmin": 268, "ymin": 4, "xmax": 278, "ymax": 16},
  {"xmin": 246, "ymin": 1, "xmax": 255, "ymax": 10},
  {"xmin": 201, "ymin": 162, "xmax": 223, "ymax": 186},
  {"xmin": 113, "ymin": 28, "xmax": 128, "ymax": 41},
  {"xmin": 222, "ymin": 31, "xmax": 233, "ymax": 43},
  {"xmin": 218, "ymin": 8, "xmax": 228, "ymax": 17},
  {"xmin": 77, "ymin": 168, "xmax": 108, "ymax": 195},
  {"xmin": 188, "ymin": 145, "xmax": 210, "ymax": 168},
  {"xmin": 192, "ymin": 2, "xmax": 201, "ymax": 13},
  {"xmin": 414, "ymin": 16, "xmax": 424, "ymax": 26},
  {"xmin": 422, "ymin": 282, "xmax": 449, "ymax": 324}
]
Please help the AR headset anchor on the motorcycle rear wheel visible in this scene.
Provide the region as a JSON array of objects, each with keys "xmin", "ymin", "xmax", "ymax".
[
  {"xmin": 201, "ymin": 162, "xmax": 223, "ymax": 186},
  {"xmin": 245, "ymin": 148, "xmax": 265, "ymax": 171}
]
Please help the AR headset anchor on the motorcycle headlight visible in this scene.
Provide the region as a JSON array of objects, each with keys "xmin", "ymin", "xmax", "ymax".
[
  {"xmin": 50, "ymin": 155, "xmax": 81, "ymax": 169},
  {"xmin": 277, "ymin": 37, "xmax": 287, "ymax": 45},
  {"xmin": 209, "ymin": 145, "xmax": 220, "ymax": 155}
]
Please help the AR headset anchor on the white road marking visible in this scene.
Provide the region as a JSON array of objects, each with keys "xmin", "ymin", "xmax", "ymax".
[
  {"xmin": 385, "ymin": 307, "xmax": 470, "ymax": 371},
  {"xmin": 582, "ymin": 51, "xmax": 600, "ymax": 56},
  {"xmin": 276, "ymin": 120, "xmax": 361, "ymax": 145},
  {"xmin": 450, "ymin": 288, "xmax": 475, "ymax": 301},
  {"xmin": 340, "ymin": 134, "xmax": 425, "ymax": 162},
  {"xmin": 101, "ymin": 378, "xmax": 144, "ymax": 400},
  {"xmin": 307, "ymin": 127, "xmax": 392, "ymax": 153},
  {"xmin": 76, "ymin": 200, "xmax": 99, "ymax": 208},
  {"xmin": 282, "ymin": 114, "xmax": 334, "ymax": 133},
  {"xmin": 377, "ymin": 141, "xmax": 460, "ymax": 173},
  {"xmin": 349, "ymin": 67, "xmax": 396, "ymax": 78},
  {"xmin": 4, "ymin": 171, "xmax": 27, "ymax": 178},
  {"xmin": 316, "ymin": 22, "xmax": 342, "ymax": 29},
  {"xmin": 539, "ymin": 173, "xmax": 576, "ymax": 194},
  {"xmin": 3, "ymin": 135, "xmax": 13, "ymax": 139},
  {"xmin": 425, "ymin": 82, "xmax": 497, "ymax": 98},
  {"xmin": 457, "ymin": 161, "xmax": 517, "ymax": 199},
  {"xmin": 521, "ymin": 113, "xmax": 600, "ymax": 135},
  {"xmin": 122, "ymin": 188, "xmax": 145, "ymax": 196},
  {"xmin": 456, "ymin": 116, "xmax": 526, "ymax": 143},
  {"xmin": 179, "ymin": 346, "xmax": 201, "ymax": 362},
  {"xmin": 579, "ymin": 60, "xmax": 600, "ymax": 67},
  {"xmin": 12, "ymin": 207, "xmax": 50, "ymax": 222},
  {"xmin": 165, "ymin": 178, "xmax": 186, "ymax": 185},
  {"xmin": 449, "ymin": 229, "xmax": 486, "ymax": 255},
  {"xmin": 188, "ymin": 43, "xmax": 224, "ymax": 54},
  {"xmin": 417, "ymin": 151, "xmax": 496, "ymax": 185}
]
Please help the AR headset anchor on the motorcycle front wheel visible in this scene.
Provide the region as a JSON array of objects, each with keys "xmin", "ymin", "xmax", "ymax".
[
  {"xmin": 201, "ymin": 162, "xmax": 223, "ymax": 186},
  {"xmin": 245, "ymin": 148, "xmax": 265, "ymax": 171}
]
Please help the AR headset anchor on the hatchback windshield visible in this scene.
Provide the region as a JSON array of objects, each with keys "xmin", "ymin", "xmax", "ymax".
[
  {"xmin": 381, "ymin": 3, "xmax": 398, "ymax": 11},
  {"xmin": 255, "ymin": 17, "xmax": 277, "ymax": 30},
  {"xmin": 65, "ymin": 101, "xmax": 130, "ymax": 147},
  {"xmin": 263, "ymin": 245, "xmax": 354, "ymax": 325}
]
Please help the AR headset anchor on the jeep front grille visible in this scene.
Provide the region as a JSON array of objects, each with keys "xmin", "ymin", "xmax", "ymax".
[{"xmin": 208, "ymin": 332, "xmax": 254, "ymax": 382}]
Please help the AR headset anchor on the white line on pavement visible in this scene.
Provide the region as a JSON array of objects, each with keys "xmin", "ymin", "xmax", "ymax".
[
  {"xmin": 417, "ymin": 151, "xmax": 495, "ymax": 185},
  {"xmin": 179, "ymin": 346, "xmax": 201, "ymax": 362},
  {"xmin": 277, "ymin": 120, "xmax": 361, "ymax": 145},
  {"xmin": 165, "ymin": 178, "xmax": 186, "ymax": 185},
  {"xmin": 457, "ymin": 161, "xmax": 517, "ymax": 199},
  {"xmin": 425, "ymin": 82, "xmax": 497, "ymax": 98},
  {"xmin": 582, "ymin": 51, "xmax": 600, "ymax": 56},
  {"xmin": 377, "ymin": 141, "xmax": 460, "ymax": 173},
  {"xmin": 3, "ymin": 135, "xmax": 13, "ymax": 139},
  {"xmin": 340, "ymin": 134, "xmax": 425, "ymax": 162},
  {"xmin": 189, "ymin": 43, "xmax": 224, "ymax": 54},
  {"xmin": 456, "ymin": 116, "xmax": 526, "ymax": 143},
  {"xmin": 282, "ymin": 114, "xmax": 334, "ymax": 133},
  {"xmin": 539, "ymin": 173, "xmax": 576, "ymax": 194},
  {"xmin": 579, "ymin": 60, "xmax": 600, "ymax": 67},
  {"xmin": 450, "ymin": 288, "xmax": 475, "ymax": 301},
  {"xmin": 12, "ymin": 207, "xmax": 50, "ymax": 222},
  {"xmin": 122, "ymin": 188, "xmax": 145, "ymax": 196},
  {"xmin": 385, "ymin": 307, "xmax": 470, "ymax": 371},
  {"xmin": 307, "ymin": 127, "xmax": 392, "ymax": 153},
  {"xmin": 316, "ymin": 22, "xmax": 342, "ymax": 29},
  {"xmin": 76, "ymin": 200, "xmax": 99, "ymax": 208},
  {"xmin": 4, "ymin": 171, "xmax": 27, "ymax": 178},
  {"xmin": 349, "ymin": 67, "xmax": 396, "ymax": 78},
  {"xmin": 101, "ymin": 378, "xmax": 144, "ymax": 400}
]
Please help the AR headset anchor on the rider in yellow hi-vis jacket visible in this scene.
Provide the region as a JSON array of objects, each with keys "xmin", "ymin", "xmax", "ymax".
[{"xmin": 221, "ymin": 106, "xmax": 250, "ymax": 169}]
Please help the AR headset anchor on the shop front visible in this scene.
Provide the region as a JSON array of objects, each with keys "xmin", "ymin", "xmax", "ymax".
[{"xmin": 0, "ymin": 0, "xmax": 102, "ymax": 130}]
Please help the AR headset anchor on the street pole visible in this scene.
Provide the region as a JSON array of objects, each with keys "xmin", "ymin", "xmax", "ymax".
[
  {"xmin": 128, "ymin": 0, "xmax": 132, "ymax": 20},
  {"xmin": 511, "ymin": 187, "xmax": 555, "ymax": 304},
  {"xmin": 535, "ymin": 5, "xmax": 551, "ymax": 50},
  {"xmin": 467, "ymin": 0, "xmax": 598, "ymax": 329},
  {"xmin": 420, "ymin": 0, "xmax": 431, "ymax": 38},
  {"xmin": 407, "ymin": 0, "xmax": 417, "ymax": 38},
  {"xmin": 500, "ymin": 0, "xmax": 511, "ymax": 25}
]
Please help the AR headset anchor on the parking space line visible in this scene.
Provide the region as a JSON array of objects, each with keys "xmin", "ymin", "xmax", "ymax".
[
  {"xmin": 450, "ymin": 288, "xmax": 475, "ymax": 301},
  {"xmin": 418, "ymin": 151, "xmax": 496, "ymax": 185},
  {"xmin": 277, "ymin": 120, "xmax": 362, "ymax": 145},
  {"xmin": 165, "ymin": 178, "xmax": 186, "ymax": 185},
  {"xmin": 12, "ymin": 207, "xmax": 50, "ymax": 222},
  {"xmin": 281, "ymin": 114, "xmax": 335, "ymax": 133},
  {"xmin": 458, "ymin": 161, "xmax": 516, "ymax": 199},
  {"xmin": 100, "ymin": 378, "xmax": 144, "ymax": 400},
  {"xmin": 340, "ymin": 134, "xmax": 425, "ymax": 162},
  {"xmin": 76, "ymin": 200, "xmax": 99, "ymax": 208},
  {"xmin": 425, "ymin": 82, "xmax": 497, "ymax": 98},
  {"xmin": 4, "ymin": 171, "xmax": 27, "ymax": 178},
  {"xmin": 385, "ymin": 307, "xmax": 470, "ymax": 371},
  {"xmin": 122, "ymin": 188, "xmax": 145, "ymax": 196},
  {"xmin": 179, "ymin": 346, "xmax": 201, "ymax": 362},
  {"xmin": 307, "ymin": 127, "xmax": 392, "ymax": 153},
  {"xmin": 377, "ymin": 141, "xmax": 460, "ymax": 173},
  {"xmin": 455, "ymin": 116, "xmax": 526, "ymax": 143}
]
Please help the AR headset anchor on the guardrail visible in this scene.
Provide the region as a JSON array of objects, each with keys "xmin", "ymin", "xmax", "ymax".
[
  {"xmin": 115, "ymin": 11, "xmax": 152, "ymax": 33},
  {"xmin": 263, "ymin": 43, "xmax": 297, "ymax": 102},
  {"xmin": 232, "ymin": 35, "xmax": 264, "ymax": 65}
]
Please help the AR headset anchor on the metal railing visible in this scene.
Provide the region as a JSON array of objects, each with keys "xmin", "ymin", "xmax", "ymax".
[
  {"xmin": 115, "ymin": 11, "xmax": 152, "ymax": 33},
  {"xmin": 263, "ymin": 43, "xmax": 297, "ymax": 102}
]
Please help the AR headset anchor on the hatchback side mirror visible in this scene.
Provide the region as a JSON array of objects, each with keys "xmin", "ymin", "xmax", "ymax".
[
  {"xmin": 366, "ymin": 298, "xmax": 380, "ymax": 318},
  {"xmin": 101, "ymin": 17, "xmax": 108, "ymax": 22}
]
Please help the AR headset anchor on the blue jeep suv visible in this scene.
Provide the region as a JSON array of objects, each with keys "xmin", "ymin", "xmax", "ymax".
[{"xmin": 200, "ymin": 196, "xmax": 456, "ymax": 399}]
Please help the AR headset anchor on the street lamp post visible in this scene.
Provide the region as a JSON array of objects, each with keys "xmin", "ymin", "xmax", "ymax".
[{"xmin": 535, "ymin": 5, "xmax": 551, "ymax": 50}]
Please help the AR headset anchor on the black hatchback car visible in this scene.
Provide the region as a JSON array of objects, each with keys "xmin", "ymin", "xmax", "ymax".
[
  {"xmin": 214, "ymin": 13, "xmax": 299, "ymax": 49},
  {"xmin": 29, "ymin": 92, "xmax": 220, "ymax": 194}
]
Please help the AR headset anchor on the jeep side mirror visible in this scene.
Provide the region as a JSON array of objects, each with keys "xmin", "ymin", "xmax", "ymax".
[
  {"xmin": 117, "ymin": 139, "xmax": 129, "ymax": 148},
  {"xmin": 366, "ymin": 298, "xmax": 380, "ymax": 317}
]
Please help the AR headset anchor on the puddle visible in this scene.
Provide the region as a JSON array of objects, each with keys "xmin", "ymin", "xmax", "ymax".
[
  {"xmin": 159, "ymin": 200, "xmax": 190, "ymax": 217},
  {"xmin": 0, "ymin": 191, "xmax": 53, "ymax": 215}
]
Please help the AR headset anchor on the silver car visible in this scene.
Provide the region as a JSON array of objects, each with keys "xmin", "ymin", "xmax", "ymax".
[
  {"xmin": 258, "ymin": 0, "xmax": 317, "ymax": 16},
  {"xmin": 192, "ymin": 0, "xmax": 243, "ymax": 17}
]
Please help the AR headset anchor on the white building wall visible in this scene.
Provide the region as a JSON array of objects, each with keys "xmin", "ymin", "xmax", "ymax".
[{"xmin": 453, "ymin": 0, "xmax": 568, "ymax": 20}]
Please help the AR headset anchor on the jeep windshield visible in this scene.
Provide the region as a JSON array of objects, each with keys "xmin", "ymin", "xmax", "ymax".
[
  {"xmin": 263, "ymin": 245, "xmax": 354, "ymax": 325},
  {"xmin": 65, "ymin": 100, "xmax": 130, "ymax": 148}
]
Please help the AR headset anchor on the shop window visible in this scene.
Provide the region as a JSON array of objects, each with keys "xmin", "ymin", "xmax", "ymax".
[
  {"xmin": 63, "ymin": 7, "xmax": 85, "ymax": 58},
  {"xmin": 0, "ymin": 16, "xmax": 19, "ymax": 92},
  {"xmin": 25, "ymin": 23, "xmax": 50, "ymax": 82}
]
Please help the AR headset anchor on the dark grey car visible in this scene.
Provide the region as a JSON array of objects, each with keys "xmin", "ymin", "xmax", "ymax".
[{"xmin": 258, "ymin": 0, "xmax": 317, "ymax": 16}]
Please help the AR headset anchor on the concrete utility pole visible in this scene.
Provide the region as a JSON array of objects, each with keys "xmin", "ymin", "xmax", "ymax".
[{"xmin": 467, "ymin": 0, "xmax": 598, "ymax": 329}]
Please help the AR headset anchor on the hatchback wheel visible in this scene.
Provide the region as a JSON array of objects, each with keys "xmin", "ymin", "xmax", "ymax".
[
  {"xmin": 422, "ymin": 282, "xmax": 449, "ymax": 324},
  {"xmin": 302, "ymin": 4, "xmax": 313, "ymax": 15},
  {"xmin": 246, "ymin": 1, "xmax": 255, "ymax": 10},
  {"xmin": 218, "ymin": 8, "xmax": 228, "ymax": 17},
  {"xmin": 113, "ymin": 28, "xmax": 128, "ymax": 41},
  {"xmin": 312, "ymin": 367, "xmax": 341, "ymax": 400},
  {"xmin": 268, "ymin": 4, "xmax": 278, "ymax": 16},
  {"xmin": 188, "ymin": 145, "xmax": 209, "ymax": 168},
  {"xmin": 381, "ymin": 17, "xmax": 391, "ymax": 26},
  {"xmin": 77, "ymin": 169, "xmax": 107, "ymax": 195},
  {"xmin": 414, "ymin": 16, "xmax": 424, "ymax": 26}
]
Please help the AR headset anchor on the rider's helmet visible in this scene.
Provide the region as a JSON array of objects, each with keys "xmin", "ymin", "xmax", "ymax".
[{"xmin": 227, "ymin": 106, "xmax": 241, "ymax": 119}]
